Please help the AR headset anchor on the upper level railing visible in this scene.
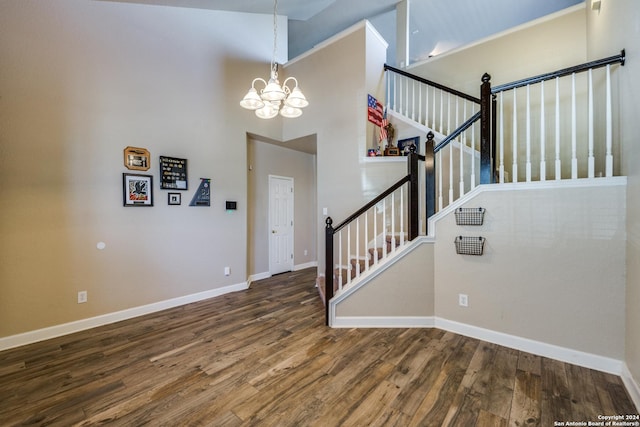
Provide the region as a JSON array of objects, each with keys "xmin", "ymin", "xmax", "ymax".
[{"xmin": 323, "ymin": 50, "xmax": 626, "ymax": 325}]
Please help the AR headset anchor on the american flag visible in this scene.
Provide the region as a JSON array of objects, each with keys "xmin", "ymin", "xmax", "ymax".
[
  {"xmin": 379, "ymin": 108, "xmax": 388, "ymax": 143},
  {"xmin": 367, "ymin": 94, "xmax": 383, "ymax": 126}
]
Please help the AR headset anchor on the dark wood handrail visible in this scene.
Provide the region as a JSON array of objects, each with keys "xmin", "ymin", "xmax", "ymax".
[
  {"xmin": 384, "ymin": 64, "xmax": 481, "ymax": 104},
  {"xmin": 491, "ymin": 49, "xmax": 626, "ymax": 93},
  {"xmin": 332, "ymin": 175, "xmax": 410, "ymax": 233},
  {"xmin": 434, "ymin": 111, "xmax": 481, "ymax": 153}
]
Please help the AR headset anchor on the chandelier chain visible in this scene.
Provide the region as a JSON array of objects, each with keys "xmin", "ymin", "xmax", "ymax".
[{"xmin": 271, "ymin": 0, "xmax": 278, "ymax": 78}]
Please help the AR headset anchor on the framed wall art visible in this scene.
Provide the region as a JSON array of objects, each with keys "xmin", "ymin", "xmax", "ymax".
[
  {"xmin": 123, "ymin": 173, "xmax": 153, "ymax": 206},
  {"xmin": 123, "ymin": 146, "xmax": 151, "ymax": 171},
  {"xmin": 398, "ymin": 136, "xmax": 421, "ymax": 156},
  {"xmin": 159, "ymin": 156, "xmax": 188, "ymax": 190},
  {"xmin": 168, "ymin": 192, "xmax": 181, "ymax": 205}
]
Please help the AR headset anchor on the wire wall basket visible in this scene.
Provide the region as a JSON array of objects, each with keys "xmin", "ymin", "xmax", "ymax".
[
  {"xmin": 454, "ymin": 207, "xmax": 485, "ymax": 226},
  {"xmin": 454, "ymin": 236, "xmax": 486, "ymax": 256}
]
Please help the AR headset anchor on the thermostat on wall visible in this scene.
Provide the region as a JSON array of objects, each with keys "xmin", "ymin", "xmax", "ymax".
[{"xmin": 225, "ymin": 201, "xmax": 237, "ymax": 211}]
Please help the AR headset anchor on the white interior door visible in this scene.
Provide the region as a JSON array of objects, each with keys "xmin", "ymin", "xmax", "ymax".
[{"xmin": 269, "ymin": 175, "xmax": 294, "ymax": 275}]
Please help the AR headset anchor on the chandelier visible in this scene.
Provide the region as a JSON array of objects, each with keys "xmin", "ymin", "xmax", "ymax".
[{"xmin": 239, "ymin": 0, "xmax": 308, "ymax": 119}]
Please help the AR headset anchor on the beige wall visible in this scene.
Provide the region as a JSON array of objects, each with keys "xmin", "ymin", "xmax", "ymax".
[
  {"xmin": 335, "ymin": 241, "xmax": 434, "ymax": 317},
  {"xmin": 282, "ymin": 23, "xmax": 407, "ymax": 275},
  {"xmin": 247, "ymin": 138, "xmax": 317, "ymax": 276},
  {"xmin": 586, "ymin": 0, "xmax": 640, "ymax": 393},
  {"xmin": 434, "ymin": 183, "xmax": 626, "ymax": 359},
  {"xmin": 0, "ymin": 0, "xmax": 282, "ymax": 337}
]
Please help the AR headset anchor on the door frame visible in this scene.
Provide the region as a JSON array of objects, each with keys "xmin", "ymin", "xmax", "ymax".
[{"xmin": 268, "ymin": 175, "xmax": 294, "ymax": 275}]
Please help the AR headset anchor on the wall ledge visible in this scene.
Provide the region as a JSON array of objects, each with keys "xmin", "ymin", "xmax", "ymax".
[{"xmin": 0, "ymin": 281, "xmax": 249, "ymax": 352}]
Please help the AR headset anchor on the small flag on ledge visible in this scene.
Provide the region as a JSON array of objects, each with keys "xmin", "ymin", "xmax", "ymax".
[{"xmin": 367, "ymin": 94, "xmax": 383, "ymax": 126}]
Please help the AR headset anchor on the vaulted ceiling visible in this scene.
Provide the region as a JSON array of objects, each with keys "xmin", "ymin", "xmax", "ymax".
[{"xmin": 102, "ymin": 0, "xmax": 583, "ymax": 64}]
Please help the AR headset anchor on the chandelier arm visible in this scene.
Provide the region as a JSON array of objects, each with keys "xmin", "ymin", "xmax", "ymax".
[
  {"xmin": 282, "ymin": 76, "xmax": 298, "ymax": 90},
  {"xmin": 251, "ymin": 78, "xmax": 268, "ymax": 89}
]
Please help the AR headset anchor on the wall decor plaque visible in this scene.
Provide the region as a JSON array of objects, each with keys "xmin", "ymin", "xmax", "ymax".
[
  {"xmin": 159, "ymin": 156, "xmax": 188, "ymax": 190},
  {"xmin": 124, "ymin": 146, "xmax": 150, "ymax": 171}
]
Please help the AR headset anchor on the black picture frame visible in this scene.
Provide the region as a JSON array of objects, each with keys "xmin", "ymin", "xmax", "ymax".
[
  {"xmin": 159, "ymin": 156, "xmax": 188, "ymax": 190},
  {"xmin": 397, "ymin": 136, "xmax": 421, "ymax": 156},
  {"xmin": 168, "ymin": 192, "xmax": 181, "ymax": 205},
  {"xmin": 123, "ymin": 173, "xmax": 153, "ymax": 207}
]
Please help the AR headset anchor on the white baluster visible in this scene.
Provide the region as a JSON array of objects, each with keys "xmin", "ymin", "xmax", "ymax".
[
  {"xmin": 418, "ymin": 83, "xmax": 422, "ymax": 125},
  {"xmin": 526, "ymin": 84, "xmax": 531, "ymax": 182},
  {"xmin": 424, "ymin": 84, "xmax": 429, "ymax": 127},
  {"xmin": 373, "ymin": 203, "xmax": 378, "ymax": 266},
  {"xmin": 411, "ymin": 80, "xmax": 416, "ymax": 121},
  {"xmin": 449, "ymin": 144, "xmax": 454, "ymax": 206},
  {"xmin": 386, "ymin": 71, "xmax": 390, "ymax": 111},
  {"xmin": 555, "ymin": 77, "xmax": 561, "ymax": 180},
  {"xmin": 471, "ymin": 103, "xmax": 477, "ymax": 189},
  {"xmin": 338, "ymin": 231, "xmax": 343, "ymax": 291},
  {"xmin": 432, "ymin": 86, "xmax": 436, "ymax": 130},
  {"xmin": 346, "ymin": 224, "xmax": 351, "ymax": 285},
  {"xmin": 382, "ymin": 199, "xmax": 387, "ymax": 258},
  {"xmin": 512, "ymin": 88, "xmax": 518, "ymax": 183},
  {"xmin": 438, "ymin": 151, "xmax": 443, "ymax": 210},
  {"xmin": 447, "ymin": 93, "xmax": 452, "ymax": 135},
  {"xmin": 571, "ymin": 73, "xmax": 578, "ymax": 179},
  {"xmin": 606, "ymin": 64, "xmax": 613, "ymax": 177},
  {"xmin": 405, "ymin": 76, "xmax": 409, "ymax": 117},
  {"xmin": 400, "ymin": 188, "xmax": 405, "ymax": 246},
  {"xmin": 393, "ymin": 74, "xmax": 397, "ymax": 112},
  {"xmin": 364, "ymin": 211, "xmax": 369, "ymax": 273},
  {"xmin": 540, "ymin": 80, "xmax": 546, "ymax": 181},
  {"xmin": 391, "ymin": 192, "xmax": 396, "ymax": 253},
  {"xmin": 499, "ymin": 91, "xmax": 505, "ymax": 183},
  {"xmin": 355, "ymin": 218, "xmax": 360, "ymax": 277},
  {"xmin": 439, "ymin": 90, "xmax": 444, "ymax": 134},
  {"xmin": 588, "ymin": 68, "xmax": 595, "ymax": 178}
]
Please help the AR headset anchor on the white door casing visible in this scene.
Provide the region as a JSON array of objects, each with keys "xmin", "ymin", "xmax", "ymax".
[{"xmin": 269, "ymin": 175, "xmax": 294, "ymax": 275}]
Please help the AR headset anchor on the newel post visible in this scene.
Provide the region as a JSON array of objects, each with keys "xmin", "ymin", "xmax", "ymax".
[
  {"xmin": 324, "ymin": 217, "xmax": 334, "ymax": 326},
  {"xmin": 424, "ymin": 132, "xmax": 436, "ymax": 234},
  {"xmin": 408, "ymin": 151, "xmax": 419, "ymax": 241},
  {"xmin": 480, "ymin": 73, "xmax": 494, "ymax": 184}
]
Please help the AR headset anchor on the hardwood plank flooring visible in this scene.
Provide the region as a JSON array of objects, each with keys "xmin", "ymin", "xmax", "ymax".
[{"xmin": 0, "ymin": 268, "xmax": 637, "ymax": 426}]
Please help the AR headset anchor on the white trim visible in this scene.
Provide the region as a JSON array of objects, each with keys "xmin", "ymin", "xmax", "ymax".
[
  {"xmin": 435, "ymin": 318, "xmax": 623, "ymax": 375},
  {"xmin": 622, "ymin": 363, "xmax": 640, "ymax": 411},
  {"xmin": 248, "ymin": 271, "xmax": 271, "ymax": 285},
  {"xmin": 0, "ymin": 281, "xmax": 248, "ymax": 352},
  {"xmin": 332, "ymin": 316, "xmax": 435, "ymax": 328},
  {"xmin": 294, "ymin": 261, "xmax": 317, "ymax": 271}
]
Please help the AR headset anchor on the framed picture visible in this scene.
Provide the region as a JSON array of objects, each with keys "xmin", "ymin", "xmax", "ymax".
[
  {"xmin": 123, "ymin": 146, "xmax": 150, "ymax": 171},
  {"xmin": 159, "ymin": 156, "xmax": 188, "ymax": 190},
  {"xmin": 398, "ymin": 136, "xmax": 421, "ymax": 156},
  {"xmin": 123, "ymin": 173, "xmax": 153, "ymax": 206},
  {"xmin": 168, "ymin": 192, "xmax": 181, "ymax": 205}
]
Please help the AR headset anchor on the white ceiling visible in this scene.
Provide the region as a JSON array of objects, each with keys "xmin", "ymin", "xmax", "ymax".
[{"xmin": 103, "ymin": 0, "xmax": 583, "ymax": 63}]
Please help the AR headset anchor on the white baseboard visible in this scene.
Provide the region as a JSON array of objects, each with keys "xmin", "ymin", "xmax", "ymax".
[
  {"xmin": 435, "ymin": 318, "xmax": 623, "ymax": 375},
  {"xmin": 0, "ymin": 281, "xmax": 248, "ymax": 352},
  {"xmin": 248, "ymin": 271, "xmax": 271, "ymax": 285},
  {"xmin": 622, "ymin": 363, "xmax": 640, "ymax": 411},
  {"xmin": 330, "ymin": 315, "xmax": 624, "ymax": 376},
  {"xmin": 294, "ymin": 261, "xmax": 317, "ymax": 271},
  {"xmin": 332, "ymin": 316, "xmax": 435, "ymax": 328}
]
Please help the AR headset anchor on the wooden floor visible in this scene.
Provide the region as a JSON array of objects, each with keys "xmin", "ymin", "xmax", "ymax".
[{"xmin": 0, "ymin": 268, "xmax": 637, "ymax": 426}]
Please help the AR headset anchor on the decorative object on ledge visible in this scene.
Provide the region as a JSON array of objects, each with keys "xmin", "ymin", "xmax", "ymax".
[
  {"xmin": 454, "ymin": 207, "xmax": 486, "ymax": 226},
  {"xmin": 454, "ymin": 236, "xmax": 485, "ymax": 256},
  {"xmin": 398, "ymin": 137, "xmax": 420, "ymax": 156},
  {"xmin": 189, "ymin": 178, "xmax": 211, "ymax": 207},
  {"xmin": 123, "ymin": 173, "xmax": 153, "ymax": 207},
  {"xmin": 159, "ymin": 156, "xmax": 188, "ymax": 190},
  {"xmin": 123, "ymin": 146, "xmax": 150, "ymax": 171},
  {"xmin": 384, "ymin": 146, "xmax": 400, "ymax": 156},
  {"xmin": 168, "ymin": 193, "xmax": 181, "ymax": 206},
  {"xmin": 239, "ymin": 0, "xmax": 308, "ymax": 119}
]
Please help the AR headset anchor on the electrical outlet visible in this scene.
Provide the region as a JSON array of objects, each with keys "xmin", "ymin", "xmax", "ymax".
[
  {"xmin": 78, "ymin": 291, "xmax": 88, "ymax": 304},
  {"xmin": 304, "ymin": 249, "xmax": 308, "ymax": 256},
  {"xmin": 458, "ymin": 293, "xmax": 468, "ymax": 307},
  {"xmin": 224, "ymin": 267, "xmax": 230, "ymax": 276}
]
